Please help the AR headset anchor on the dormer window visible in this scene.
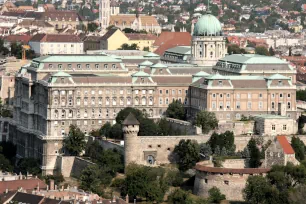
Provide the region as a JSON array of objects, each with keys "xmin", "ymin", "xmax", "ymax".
[
  {"xmin": 95, "ymin": 64, "xmax": 99, "ymax": 69},
  {"xmin": 61, "ymin": 78, "xmax": 64, "ymax": 83},
  {"xmin": 278, "ymin": 80, "xmax": 282, "ymax": 86},
  {"xmin": 49, "ymin": 64, "xmax": 53, "ymax": 68},
  {"xmin": 104, "ymin": 64, "xmax": 108, "ymax": 69},
  {"xmin": 86, "ymin": 64, "xmax": 90, "ymax": 69},
  {"xmin": 141, "ymin": 77, "xmax": 145, "ymax": 83},
  {"xmin": 58, "ymin": 64, "xmax": 62, "ymax": 69},
  {"xmin": 159, "ymin": 69, "xmax": 163, "ymax": 74},
  {"xmin": 68, "ymin": 64, "xmax": 72, "ymax": 69},
  {"xmin": 218, "ymin": 80, "xmax": 223, "ymax": 86},
  {"xmin": 77, "ymin": 64, "xmax": 81, "ymax": 69},
  {"xmin": 112, "ymin": 64, "xmax": 116, "ymax": 69}
]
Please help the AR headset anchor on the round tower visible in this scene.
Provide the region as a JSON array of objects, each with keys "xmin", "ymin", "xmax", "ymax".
[{"xmin": 122, "ymin": 113, "xmax": 140, "ymax": 168}]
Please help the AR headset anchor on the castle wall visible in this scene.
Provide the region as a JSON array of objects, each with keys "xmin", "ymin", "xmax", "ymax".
[
  {"xmin": 194, "ymin": 170, "xmax": 255, "ymax": 201},
  {"xmin": 96, "ymin": 139, "xmax": 124, "ymax": 154},
  {"xmin": 59, "ymin": 156, "xmax": 95, "ymax": 178},
  {"xmin": 222, "ymin": 159, "xmax": 246, "ymax": 168},
  {"xmin": 164, "ymin": 117, "xmax": 202, "ymax": 135},
  {"xmin": 217, "ymin": 121, "xmax": 255, "ymax": 136}
]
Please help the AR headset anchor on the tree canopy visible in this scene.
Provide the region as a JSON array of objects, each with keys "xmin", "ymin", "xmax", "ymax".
[
  {"xmin": 118, "ymin": 43, "xmax": 139, "ymax": 50},
  {"xmin": 227, "ymin": 44, "xmax": 246, "ymax": 54},
  {"xmin": 247, "ymin": 138, "xmax": 261, "ymax": 168},
  {"xmin": 63, "ymin": 125, "xmax": 86, "ymax": 156},
  {"xmin": 87, "ymin": 22, "xmax": 99, "ymax": 32},
  {"xmin": 174, "ymin": 139, "xmax": 200, "ymax": 171},
  {"xmin": 165, "ymin": 100, "xmax": 186, "ymax": 120},
  {"xmin": 208, "ymin": 131, "xmax": 235, "ymax": 155},
  {"xmin": 255, "ymin": 46, "xmax": 269, "ymax": 56},
  {"xmin": 194, "ymin": 111, "xmax": 218, "ymax": 134},
  {"xmin": 291, "ymin": 136, "xmax": 306, "ymax": 161}
]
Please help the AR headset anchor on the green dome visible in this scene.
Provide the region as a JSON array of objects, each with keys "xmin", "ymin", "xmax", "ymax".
[{"xmin": 193, "ymin": 14, "xmax": 222, "ymax": 36}]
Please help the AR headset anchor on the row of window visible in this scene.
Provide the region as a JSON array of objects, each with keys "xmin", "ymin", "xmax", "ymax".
[
  {"xmin": 212, "ymin": 101, "xmax": 292, "ymax": 110},
  {"xmin": 53, "ymin": 89, "xmax": 155, "ymax": 96},
  {"xmin": 211, "ymin": 93, "xmax": 291, "ymax": 99},
  {"xmin": 159, "ymin": 97, "xmax": 187, "ymax": 105},
  {"xmin": 159, "ymin": 89, "xmax": 187, "ymax": 95},
  {"xmin": 271, "ymin": 124, "xmax": 287, "ymax": 131},
  {"xmin": 220, "ymin": 113, "xmax": 292, "ymax": 120},
  {"xmin": 53, "ymin": 97, "xmax": 155, "ymax": 106},
  {"xmin": 49, "ymin": 63, "xmax": 117, "ymax": 69}
]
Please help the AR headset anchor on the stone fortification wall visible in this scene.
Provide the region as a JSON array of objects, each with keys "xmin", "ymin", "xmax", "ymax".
[
  {"xmin": 222, "ymin": 159, "xmax": 246, "ymax": 168},
  {"xmin": 194, "ymin": 170, "xmax": 251, "ymax": 201},
  {"xmin": 217, "ymin": 121, "xmax": 255, "ymax": 136},
  {"xmin": 164, "ymin": 117, "xmax": 202, "ymax": 135},
  {"xmin": 97, "ymin": 139, "xmax": 124, "ymax": 154},
  {"xmin": 59, "ymin": 156, "xmax": 95, "ymax": 177}
]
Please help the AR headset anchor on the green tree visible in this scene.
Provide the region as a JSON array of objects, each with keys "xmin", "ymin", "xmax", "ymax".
[
  {"xmin": 116, "ymin": 107, "xmax": 144, "ymax": 124},
  {"xmin": 291, "ymin": 136, "xmax": 305, "ymax": 161},
  {"xmin": 255, "ymin": 46, "xmax": 269, "ymax": 56},
  {"xmin": 243, "ymin": 175, "xmax": 279, "ymax": 204},
  {"xmin": 200, "ymin": 143, "xmax": 212, "ymax": 159},
  {"xmin": 118, "ymin": 43, "xmax": 139, "ymax": 50},
  {"xmin": 96, "ymin": 148, "xmax": 124, "ymax": 176},
  {"xmin": 0, "ymin": 141, "xmax": 16, "ymax": 163},
  {"xmin": 165, "ymin": 100, "xmax": 186, "ymax": 120},
  {"xmin": 269, "ymin": 46, "xmax": 275, "ymax": 56},
  {"xmin": 0, "ymin": 154, "xmax": 13, "ymax": 172},
  {"xmin": 227, "ymin": 44, "xmax": 246, "ymax": 54},
  {"xmin": 63, "ymin": 125, "xmax": 86, "ymax": 156},
  {"xmin": 297, "ymin": 90, "xmax": 306, "ymax": 101},
  {"xmin": 208, "ymin": 187, "xmax": 226, "ymax": 203},
  {"xmin": 289, "ymin": 185, "xmax": 306, "ymax": 204},
  {"xmin": 17, "ymin": 158, "xmax": 41, "ymax": 175},
  {"xmin": 0, "ymin": 38, "xmax": 9, "ymax": 56},
  {"xmin": 85, "ymin": 140, "xmax": 104, "ymax": 161},
  {"xmin": 44, "ymin": 174, "xmax": 64, "ymax": 186},
  {"xmin": 194, "ymin": 110, "xmax": 218, "ymax": 134},
  {"xmin": 247, "ymin": 138, "xmax": 261, "ymax": 168},
  {"xmin": 10, "ymin": 42, "xmax": 22, "ymax": 58},
  {"xmin": 109, "ymin": 123, "xmax": 123, "ymax": 140},
  {"xmin": 208, "ymin": 131, "xmax": 235, "ymax": 155},
  {"xmin": 174, "ymin": 139, "xmax": 200, "ymax": 171},
  {"xmin": 143, "ymin": 46, "xmax": 150, "ymax": 51},
  {"xmin": 87, "ymin": 22, "xmax": 98, "ymax": 32},
  {"xmin": 80, "ymin": 165, "xmax": 112, "ymax": 195},
  {"xmin": 100, "ymin": 122, "xmax": 112, "ymax": 138}
]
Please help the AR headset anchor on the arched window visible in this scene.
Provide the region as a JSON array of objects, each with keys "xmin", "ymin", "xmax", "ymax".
[
  {"xmin": 106, "ymin": 97, "xmax": 110, "ymax": 106},
  {"xmin": 69, "ymin": 110, "xmax": 73, "ymax": 118},
  {"xmin": 287, "ymin": 102, "xmax": 291, "ymax": 109},
  {"xmin": 127, "ymin": 97, "xmax": 131, "ymax": 105},
  {"xmin": 147, "ymin": 155, "xmax": 155, "ymax": 165},
  {"xmin": 120, "ymin": 97, "xmax": 124, "ymax": 105},
  {"xmin": 106, "ymin": 109, "xmax": 109, "ymax": 117},
  {"xmin": 272, "ymin": 102, "xmax": 275, "ymax": 109},
  {"xmin": 149, "ymin": 97, "xmax": 153, "ymax": 105},
  {"xmin": 142, "ymin": 97, "xmax": 146, "ymax": 105},
  {"xmin": 149, "ymin": 109, "xmax": 153, "ymax": 117},
  {"xmin": 54, "ymin": 110, "xmax": 58, "ymax": 118},
  {"xmin": 113, "ymin": 97, "xmax": 117, "ymax": 106},
  {"xmin": 84, "ymin": 110, "xmax": 88, "ymax": 118},
  {"xmin": 61, "ymin": 110, "xmax": 66, "ymax": 118},
  {"xmin": 77, "ymin": 109, "xmax": 80, "ymax": 118},
  {"xmin": 92, "ymin": 108, "xmax": 95, "ymax": 117},
  {"xmin": 99, "ymin": 108, "xmax": 102, "ymax": 117},
  {"xmin": 135, "ymin": 97, "xmax": 139, "ymax": 105}
]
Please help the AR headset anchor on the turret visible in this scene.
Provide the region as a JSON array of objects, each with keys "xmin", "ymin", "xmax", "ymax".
[{"xmin": 122, "ymin": 113, "xmax": 140, "ymax": 168}]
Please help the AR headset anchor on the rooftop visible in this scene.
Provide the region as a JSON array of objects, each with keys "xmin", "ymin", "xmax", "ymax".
[
  {"xmin": 165, "ymin": 46, "xmax": 191, "ymax": 55},
  {"xmin": 32, "ymin": 55, "xmax": 122, "ymax": 63},
  {"xmin": 253, "ymin": 114, "xmax": 290, "ymax": 119},
  {"xmin": 219, "ymin": 54, "xmax": 289, "ymax": 65},
  {"xmin": 122, "ymin": 113, "xmax": 140, "ymax": 125},
  {"xmin": 277, "ymin": 136, "xmax": 295, "ymax": 154}
]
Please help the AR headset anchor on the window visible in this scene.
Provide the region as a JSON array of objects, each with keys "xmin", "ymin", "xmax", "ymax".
[
  {"xmin": 213, "ymin": 93, "xmax": 216, "ymax": 98},
  {"xmin": 98, "ymin": 109, "xmax": 102, "ymax": 117},
  {"xmin": 226, "ymin": 102, "xmax": 230, "ymax": 109},
  {"xmin": 219, "ymin": 102, "xmax": 223, "ymax": 109},
  {"xmin": 236, "ymin": 101, "xmax": 240, "ymax": 109},
  {"xmin": 280, "ymin": 93, "xmax": 283, "ymax": 98},
  {"xmin": 278, "ymin": 80, "xmax": 283, "ymax": 86},
  {"xmin": 68, "ymin": 98, "xmax": 73, "ymax": 106},
  {"xmin": 283, "ymin": 125, "xmax": 287, "ymax": 130},
  {"xmin": 218, "ymin": 80, "xmax": 223, "ymax": 86},
  {"xmin": 236, "ymin": 113, "xmax": 241, "ymax": 120},
  {"xmin": 91, "ymin": 90, "xmax": 95, "ymax": 95},
  {"xmin": 287, "ymin": 102, "xmax": 291, "ymax": 109},
  {"xmin": 106, "ymin": 89, "xmax": 110, "ymax": 94},
  {"xmin": 61, "ymin": 90, "xmax": 66, "ymax": 95},
  {"xmin": 95, "ymin": 64, "xmax": 99, "ymax": 69},
  {"xmin": 165, "ymin": 98, "xmax": 169, "ymax": 105},
  {"xmin": 54, "ymin": 99, "xmax": 58, "ymax": 106},
  {"xmin": 58, "ymin": 64, "xmax": 62, "ymax": 69},
  {"xmin": 127, "ymin": 97, "xmax": 131, "ymax": 105},
  {"xmin": 120, "ymin": 90, "xmax": 124, "ymax": 95},
  {"xmin": 99, "ymin": 90, "xmax": 102, "ymax": 95},
  {"xmin": 272, "ymin": 93, "xmax": 275, "ymax": 98},
  {"xmin": 227, "ymin": 93, "xmax": 230, "ymax": 98},
  {"xmin": 220, "ymin": 94, "xmax": 223, "ymax": 98},
  {"xmin": 172, "ymin": 90, "xmax": 175, "ymax": 95},
  {"xmin": 49, "ymin": 64, "xmax": 53, "ymax": 69},
  {"xmin": 84, "ymin": 121, "xmax": 87, "ymax": 125},
  {"xmin": 142, "ymin": 97, "xmax": 146, "ymax": 105},
  {"xmin": 112, "ymin": 89, "xmax": 116, "ymax": 95},
  {"xmin": 259, "ymin": 101, "xmax": 263, "ymax": 109},
  {"xmin": 288, "ymin": 93, "xmax": 291, "ymax": 98},
  {"xmin": 77, "ymin": 64, "xmax": 81, "ymax": 69},
  {"xmin": 120, "ymin": 98, "xmax": 124, "ymax": 105},
  {"xmin": 104, "ymin": 64, "xmax": 108, "ymax": 69},
  {"xmin": 77, "ymin": 98, "xmax": 80, "ymax": 106},
  {"xmin": 212, "ymin": 101, "xmax": 216, "ymax": 109},
  {"xmin": 224, "ymin": 180, "xmax": 229, "ymax": 185},
  {"xmin": 86, "ymin": 64, "xmax": 90, "ymax": 69},
  {"xmin": 159, "ymin": 90, "xmax": 163, "ymax": 94},
  {"xmin": 149, "ymin": 90, "xmax": 153, "ymax": 94},
  {"xmin": 178, "ymin": 90, "xmax": 182, "ymax": 95},
  {"xmin": 142, "ymin": 90, "xmax": 146, "ymax": 94},
  {"xmin": 272, "ymin": 124, "xmax": 275, "ymax": 131},
  {"xmin": 54, "ymin": 121, "xmax": 58, "ymax": 126},
  {"xmin": 226, "ymin": 114, "xmax": 230, "ymax": 119},
  {"xmin": 259, "ymin": 93, "xmax": 262, "ymax": 98},
  {"xmin": 149, "ymin": 97, "xmax": 153, "ymax": 105},
  {"xmin": 159, "ymin": 98, "xmax": 163, "ymax": 105},
  {"xmin": 166, "ymin": 90, "xmax": 169, "ymax": 94},
  {"xmin": 135, "ymin": 98, "xmax": 139, "ymax": 105},
  {"xmin": 112, "ymin": 98, "xmax": 116, "ymax": 106},
  {"xmin": 135, "ymin": 90, "xmax": 139, "ymax": 94},
  {"xmin": 248, "ymin": 93, "xmax": 251, "ymax": 99},
  {"xmin": 106, "ymin": 97, "xmax": 110, "ymax": 106},
  {"xmin": 272, "ymin": 102, "xmax": 275, "ymax": 109},
  {"xmin": 68, "ymin": 64, "xmax": 72, "ymax": 69},
  {"xmin": 247, "ymin": 102, "xmax": 252, "ymax": 109},
  {"xmin": 91, "ymin": 98, "xmax": 95, "ymax": 105},
  {"xmin": 236, "ymin": 93, "xmax": 240, "ymax": 99},
  {"xmin": 84, "ymin": 98, "xmax": 88, "ymax": 106},
  {"xmin": 84, "ymin": 110, "xmax": 88, "ymax": 118}
]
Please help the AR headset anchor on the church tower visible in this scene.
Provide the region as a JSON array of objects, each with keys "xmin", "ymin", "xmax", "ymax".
[
  {"xmin": 190, "ymin": 5, "xmax": 226, "ymax": 66},
  {"xmin": 99, "ymin": 0, "xmax": 110, "ymax": 33}
]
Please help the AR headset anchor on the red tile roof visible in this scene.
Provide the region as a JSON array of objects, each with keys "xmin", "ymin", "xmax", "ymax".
[
  {"xmin": 195, "ymin": 164, "xmax": 270, "ymax": 174},
  {"xmin": 277, "ymin": 136, "xmax": 295, "ymax": 154},
  {"xmin": 3, "ymin": 35, "xmax": 32, "ymax": 44},
  {"xmin": 0, "ymin": 179, "xmax": 47, "ymax": 193},
  {"xmin": 153, "ymin": 32, "xmax": 191, "ymax": 56},
  {"xmin": 30, "ymin": 34, "xmax": 82, "ymax": 43}
]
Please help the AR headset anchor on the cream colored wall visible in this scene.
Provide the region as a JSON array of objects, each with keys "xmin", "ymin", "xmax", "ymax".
[
  {"xmin": 128, "ymin": 39, "xmax": 155, "ymax": 51},
  {"xmin": 40, "ymin": 42, "xmax": 84, "ymax": 55},
  {"xmin": 107, "ymin": 30, "xmax": 129, "ymax": 50}
]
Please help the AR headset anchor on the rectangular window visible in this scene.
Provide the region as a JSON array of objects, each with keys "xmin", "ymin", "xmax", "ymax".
[
  {"xmin": 259, "ymin": 93, "xmax": 262, "ymax": 98},
  {"xmin": 99, "ymin": 90, "xmax": 102, "ymax": 95},
  {"xmin": 95, "ymin": 64, "xmax": 99, "ymax": 69},
  {"xmin": 77, "ymin": 64, "xmax": 81, "ymax": 69},
  {"xmin": 159, "ymin": 98, "xmax": 163, "ymax": 105},
  {"xmin": 91, "ymin": 90, "xmax": 95, "ymax": 95},
  {"xmin": 236, "ymin": 93, "xmax": 240, "ymax": 99},
  {"xmin": 288, "ymin": 93, "xmax": 291, "ymax": 98},
  {"xmin": 142, "ymin": 90, "xmax": 146, "ymax": 94},
  {"xmin": 58, "ymin": 64, "xmax": 62, "ymax": 69},
  {"xmin": 172, "ymin": 90, "xmax": 175, "ymax": 95},
  {"xmin": 178, "ymin": 90, "xmax": 182, "ymax": 95},
  {"xmin": 283, "ymin": 125, "xmax": 287, "ymax": 130},
  {"xmin": 165, "ymin": 98, "xmax": 169, "ymax": 105},
  {"xmin": 135, "ymin": 90, "xmax": 139, "ymax": 94},
  {"xmin": 120, "ymin": 90, "xmax": 124, "ymax": 95},
  {"xmin": 227, "ymin": 93, "xmax": 230, "ymax": 98},
  {"xmin": 159, "ymin": 90, "xmax": 163, "ymax": 94},
  {"xmin": 226, "ymin": 101, "xmax": 230, "ymax": 109},
  {"xmin": 213, "ymin": 93, "xmax": 216, "ymax": 98},
  {"xmin": 236, "ymin": 101, "xmax": 240, "ymax": 109},
  {"xmin": 272, "ymin": 125, "xmax": 276, "ymax": 130},
  {"xmin": 112, "ymin": 64, "xmax": 116, "ymax": 68},
  {"xmin": 280, "ymin": 93, "xmax": 283, "ymax": 98},
  {"xmin": 166, "ymin": 90, "xmax": 169, "ymax": 94},
  {"xmin": 212, "ymin": 101, "xmax": 216, "ymax": 109},
  {"xmin": 86, "ymin": 64, "xmax": 90, "ymax": 69},
  {"xmin": 219, "ymin": 102, "xmax": 223, "ymax": 109},
  {"xmin": 104, "ymin": 64, "xmax": 108, "ymax": 69},
  {"xmin": 149, "ymin": 90, "xmax": 153, "ymax": 94},
  {"xmin": 248, "ymin": 93, "xmax": 252, "ymax": 99},
  {"xmin": 49, "ymin": 64, "xmax": 53, "ymax": 68},
  {"xmin": 68, "ymin": 64, "xmax": 72, "ymax": 69},
  {"xmin": 272, "ymin": 93, "xmax": 275, "ymax": 98},
  {"xmin": 247, "ymin": 102, "xmax": 252, "ymax": 109},
  {"xmin": 259, "ymin": 101, "xmax": 263, "ymax": 109}
]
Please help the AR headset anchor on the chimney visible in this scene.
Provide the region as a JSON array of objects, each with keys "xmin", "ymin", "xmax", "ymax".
[
  {"xmin": 55, "ymin": 185, "xmax": 58, "ymax": 191},
  {"xmin": 125, "ymin": 194, "xmax": 129, "ymax": 203},
  {"xmin": 47, "ymin": 185, "xmax": 49, "ymax": 191},
  {"xmin": 112, "ymin": 195, "xmax": 116, "ymax": 202},
  {"xmin": 37, "ymin": 182, "xmax": 40, "ymax": 191},
  {"xmin": 50, "ymin": 180, "xmax": 54, "ymax": 190},
  {"xmin": 5, "ymin": 189, "xmax": 8, "ymax": 194},
  {"xmin": 61, "ymin": 186, "xmax": 64, "ymax": 191},
  {"xmin": 19, "ymin": 172, "xmax": 22, "ymax": 180}
]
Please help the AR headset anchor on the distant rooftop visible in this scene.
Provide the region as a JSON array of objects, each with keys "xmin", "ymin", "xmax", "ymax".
[
  {"xmin": 253, "ymin": 114, "xmax": 290, "ymax": 119},
  {"xmin": 32, "ymin": 55, "xmax": 122, "ymax": 63},
  {"xmin": 219, "ymin": 54, "xmax": 288, "ymax": 65}
]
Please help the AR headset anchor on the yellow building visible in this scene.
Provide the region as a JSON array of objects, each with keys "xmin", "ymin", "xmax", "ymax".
[{"xmin": 100, "ymin": 28, "xmax": 157, "ymax": 51}]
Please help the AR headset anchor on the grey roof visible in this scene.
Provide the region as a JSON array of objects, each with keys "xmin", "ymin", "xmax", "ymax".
[
  {"xmin": 164, "ymin": 46, "xmax": 191, "ymax": 55},
  {"xmin": 122, "ymin": 113, "xmax": 140, "ymax": 125},
  {"xmin": 219, "ymin": 54, "xmax": 288, "ymax": 65}
]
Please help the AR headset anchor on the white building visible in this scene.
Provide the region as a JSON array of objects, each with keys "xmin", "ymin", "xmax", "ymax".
[
  {"xmin": 29, "ymin": 34, "xmax": 83, "ymax": 55},
  {"xmin": 99, "ymin": 0, "xmax": 110, "ymax": 32}
]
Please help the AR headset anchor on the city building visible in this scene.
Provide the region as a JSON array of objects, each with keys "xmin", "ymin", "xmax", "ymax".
[
  {"xmin": 189, "ymin": 72, "xmax": 297, "ymax": 121},
  {"xmin": 161, "ymin": 46, "xmax": 191, "ymax": 64},
  {"xmin": 10, "ymin": 54, "xmax": 196, "ymax": 174},
  {"xmin": 99, "ymin": 0, "xmax": 110, "ymax": 32},
  {"xmin": 82, "ymin": 36, "xmax": 101, "ymax": 52},
  {"xmin": 109, "ymin": 14, "xmax": 161, "ymax": 34},
  {"xmin": 29, "ymin": 34, "xmax": 83, "ymax": 55},
  {"xmin": 190, "ymin": 10, "xmax": 226, "ymax": 66},
  {"xmin": 264, "ymin": 136, "xmax": 299, "ymax": 168}
]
